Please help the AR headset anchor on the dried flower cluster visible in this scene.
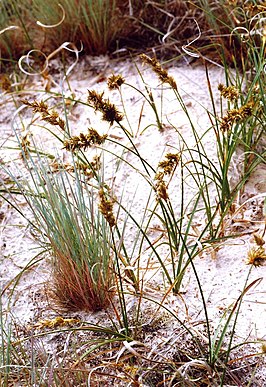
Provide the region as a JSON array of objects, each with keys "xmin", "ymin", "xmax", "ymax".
[
  {"xmin": 247, "ymin": 246, "xmax": 266, "ymax": 266},
  {"xmin": 218, "ymin": 83, "xmax": 240, "ymax": 101},
  {"xmin": 22, "ymin": 99, "xmax": 65, "ymax": 130},
  {"xmin": 155, "ymin": 174, "xmax": 169, "ymax": 200},
  {"xmin": 158, "ymin": 153, "xmax": 180, "ymax": 175},
  {"xmin": 50, "ymin": 155, "xmax": 101, "ymax": 179},
  {"xmin": 49, "ymin": 159, "xmax": 73, "ymax": 173},
  {"xmin": 140, "ymin": 54, "xmax": 177, "ymax": 90},
  {"xmin": 98, "ymin": 187, "xmax": 116, "ymax": 227},
  {"xmin": 31, "ymin": 316, "xmax": 79, "ymax": 331},
  {"xmin": 155, "ymin": 152, "xmax": 180, "ymax": 200},
  {"xmin": 87, "ymin": 90, "xmax": 123, "ymax": 125},
  {"xmin": 76, "ymin": 155, "xmax": 101, "ymax": 178},
  {"xmin": 20, "ymin": 131, "xmax": 31, "ymax": 158},
  {"xmin": 63, "ymin": 128, "xmax": 107, "ymax": 152},
  {"xmin": 220, "ymin": 102, "xmax": 254, "ymax": 132},
  {"xmin": 107, "ymin": 74, "xmax": 125, "ymax": 90},
  {"xmin": 247, "ymin": 233, "xmax": 266, "ymax": 267},
  {"xmin": 253, "ymin": 233, "xmax": 265, "ymax": 247}
]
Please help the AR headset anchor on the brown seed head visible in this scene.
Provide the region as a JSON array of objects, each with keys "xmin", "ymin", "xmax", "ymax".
[
  {"xmin": 218, "ymin": 84, "xmax": 240, "ymax": 101},
  {"xmin": 22, "ymin": 99, "xmax": 49, "ymax": 114},
  {"xmin": 20, "ymin": 131, "xmax": 31, "ymax": 158},
  {"xmin": 220, "ymin": 116, "xmax": 231, "ymax": 132},
  {"xmin": 155, "ymin": 178, "xmax": 168, "ymax": 201},
  {"xmin": 63, "ymin": 128, "xmax": 107, "ymax": 152},
  {"xmin": 238, "ymin": 102, "xmax": 253, "ymax": 119},
  {"xmin": 253, "ymin": 233, "xmax": 265, "ymax": 246},
  {"xmin": 140, "ymin": 54, "xmax": 177, "ymax": 90},
  {"xmin": 107, "ymin": 74, "xmax": 125, "ymax": 90},
  {"xmin": 154, "ymin": 171, "xmax": 169, "ymax": 200},
  {"xmin": 98, "ymin": 187, "xmax": 116, "ymax": 228},
  {"xmin": 22, "ymin": 99, "xmax": 65, "ymax": 130},
  {"xmin": 246, "ymin": 246, "xmax": 266, "ymax": 267},
  {"xmin": 220, "ymin": 102, "xmax": 254, "ymax": 132},
  {"xmin": 88, "ymin": 90, "xmax": 123, "ymax": 125},
  {"xmin": 75, "ymin": 155, "xmax": 101, "ymax": 178},
  {"xmin": 158, "ymin": 153, "xmax": 180, "ymax": 175}
]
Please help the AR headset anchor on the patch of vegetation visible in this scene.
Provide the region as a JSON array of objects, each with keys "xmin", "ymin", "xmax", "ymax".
[{"xmin": 0, "ymin": 1, "xmax": 265, "ymax": 385}]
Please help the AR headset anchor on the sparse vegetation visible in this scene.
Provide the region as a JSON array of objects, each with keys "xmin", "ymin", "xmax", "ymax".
[{"xmin": 0, "ymin": 1, "xmax": 265, "ymax": 386}]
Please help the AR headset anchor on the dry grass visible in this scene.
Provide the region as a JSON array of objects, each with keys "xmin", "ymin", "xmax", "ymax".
[
  {"xmin": 52, "ymin": 247, "xmax": 114, "ymax": 311},
  {"xmin": 0, "ymin": 0, "xmax": 125, "ymax": 64},
  {"xmin": 1, "ymin": 0, "xmax": 259, "ymax": 66}
]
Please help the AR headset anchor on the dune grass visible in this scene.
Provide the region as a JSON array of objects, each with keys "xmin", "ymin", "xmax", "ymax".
[
  {"xmin": 0, "ymin": 0, "xmax": 124, "ymax": 68},
  {"xmin": 0, "ymin": 1, "xmax": 265, "ymax": 385}
]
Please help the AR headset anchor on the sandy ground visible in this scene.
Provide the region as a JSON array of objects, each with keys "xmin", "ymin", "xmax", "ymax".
[{"xmin": 0, "ymin": 55, "xmax": 265, "ymax": 385}]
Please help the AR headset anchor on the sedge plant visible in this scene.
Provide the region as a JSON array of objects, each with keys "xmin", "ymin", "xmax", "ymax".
[
  {"xmin": 19, "ymin": 52, "xmax": 262, "ymax": 298},
  {"xmin": 82, "ymin": 59, "xmax": 266, "ymax": 382},
  {"xmin": 0, "ymin": 43, "xmax": 265, "ymax": 384},
  {"xmin": 15, "ymin": 53, "xmax": 266, "ymax": 275},
  {"xmin": 194, "ymin": 0, "xmax": 266, "ymax": 175}
]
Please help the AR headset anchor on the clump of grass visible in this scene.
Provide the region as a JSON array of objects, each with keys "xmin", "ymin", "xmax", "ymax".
[
  {"xmin": 0, "ymin": 1, "xmax": 34, "ymax": 65},
  {"xmin": 0, "ymin": 0, "xmax": 126, "ymax": 67},
  {"xmin": 30, "ymin": 0, "xmax": 121, "ymax": 55},
  {"xmin": 194, "ymin": 1, "xmax": 266, "ymax": 178},
  {"xmin": 194, "ymin": 0, "xmax": 266, "ymax": 67},
  {"xmin": 1, "ymin": 104, "xmax": 115, "ymax": 312},
  {"xmin": 27, "ymin": 164, "xmax": 114, "ymax": 312},
  {"xmin": 119, "ymin": 1, "xmax": 209, "ymax": 59}
]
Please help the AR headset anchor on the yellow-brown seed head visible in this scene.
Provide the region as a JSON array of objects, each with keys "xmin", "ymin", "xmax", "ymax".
[
  {"xmin": 22, "ymin": 99, "xmax": 49, "ymax": 114},
  {"xmin": 20, "ymin": 131, "xmax": 31, "ymax": 158},
  {"xmin": 218, "ymin": 84, "xmax": 240, "ymax": 101},
  {"xmin": 158, "ymin": 153, "xmax": 180, "ymax": 175},
  {"xmin": 253, "ymin": 233, "xmax": 265, "ymax": 247},
  {"xmin": 63, "ymin": 128, "xmax": 107, "ymax": 152},
  {"xmin": 219, "ymin": 102, "xmax": 254, "ymax": 132},
  {"xmin": 238, "ymin": 102, "xmax": 253, "ymax": 119},
  {"xmin": 107, "ymin": 74, "xmax": 125, "ymax": 90},
  {"xmin": 140, "ymin": 54, "xmax": 177, "ymax": 90},
  {"xmin": 88, "ymin": 90, "xmax": 123, "ymax": 125},
  {"xmin": 98, "ymin": 187, "xmax": 116, "ymax": 228},
  {"xmin": 155, "ymin": 178, "xmax": 169, "ymax": 201},
  {"xmin": 76, "ymin": 155, "xmax": 101, "ymax": 178},
  {"xmin": 22, "ymin": 99, "xmax": 65, "ymax": 130},
  {"xmin": 246, "ymin": 246, "xmax": 266, "ymax": 267}
]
